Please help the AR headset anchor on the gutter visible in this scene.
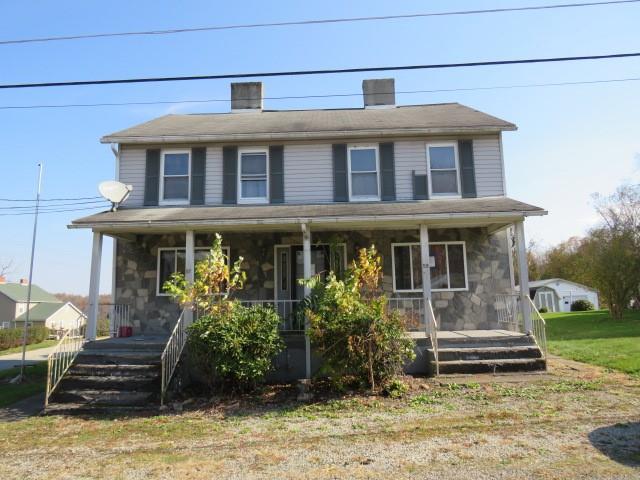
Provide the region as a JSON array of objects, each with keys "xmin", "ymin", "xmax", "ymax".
[
  {"xmin": 100, "ymin": 125, "xmax": 517, "ymax": 144},
  {"xmin": 68, "ymin": 209, "xmax": 547, "ymax": 231}
]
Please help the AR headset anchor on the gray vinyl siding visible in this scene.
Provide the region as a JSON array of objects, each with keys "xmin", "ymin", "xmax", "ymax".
[
  {"xmin": 283, "ymin": 144, "xmax": 333, "ymax": 203},
  {"xmin": 118, "ymin": 146, "xmax": 147, "ymax": 207},
  {"xmin": 117, "ymin": 136, "xmax": 504, "ymax": 207},
  {"xmin": 395, "ymin": 141, "xmax": 427, "ymax": 201},
  {"xmin": 473, "ymin": 137, "xmax": 505, "ymax": 197}
]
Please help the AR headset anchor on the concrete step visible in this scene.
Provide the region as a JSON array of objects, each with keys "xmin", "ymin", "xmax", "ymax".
[
  {"xmin": 436, "ymin": 336, "xmax": 537, "ymax": 349},
  {"xmin": 76, "ymin": 350, "xmax": 161, "ymax": 366},
  {"xmin": 84, "ymin": 339, "xmax": 166, "ymax": 352},
  {"xmin": 429, "ymin": 346, "xmax": 542, "ymax": 362},
  {"xmin": 45, "ymin": 403, "xmax": 156, "ymax": 416},
  {"xmin": 50, "ymin": 389, "xmax": 157, "ymax": 406},
  {"xmin": 60, "ymin": 374, "xmax": 159, "ymax": 392},
  {"xmin": 436, "ymin": 358, "xmax": 547, "ymax": 375},
  {"xmin": 69, "ymin": 363, "xmax": 160, "ymax": 377}
]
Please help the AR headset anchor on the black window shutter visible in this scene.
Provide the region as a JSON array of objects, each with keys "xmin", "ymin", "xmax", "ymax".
[
  {"xmin": 332, "ymin": 144, "xmax": 348, "ymax": 202},
  {"xmin": 459, "ymin": 140, "xmax": 477, "ymax": 198},
  {"xmin": 413, "ymin": 170, "xmax": 429, "ymax": 200},
  {"xmin": 143, "ymin": 149, "xmax": 161, "ymax": 206},
  {"xmin": 190, "ymin": 147, "xmax": 206, "ymax": 205},
  {"xmin": 222, "ymin": 146, "xmax": 238, "ymax": 204},
  {"xmin": 379, "ymin": 142, "xmax": 396, "ymax": 201},
  {"xmin": 269, "ymin": 145, "xmax": 285, "ymax": 204}
]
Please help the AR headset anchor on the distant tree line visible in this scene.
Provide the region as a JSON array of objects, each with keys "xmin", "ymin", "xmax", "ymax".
[{"xmin": 525, "ymin": 184, "xmax": 640, "ymax": 320}]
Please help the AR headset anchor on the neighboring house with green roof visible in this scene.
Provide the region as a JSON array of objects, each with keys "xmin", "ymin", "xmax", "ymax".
[{"xmin": 0, "ymin": 278, "xmax": 86, "ymax": 330}]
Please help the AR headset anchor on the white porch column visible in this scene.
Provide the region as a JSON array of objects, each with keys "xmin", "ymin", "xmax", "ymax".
[
  {"xmin": 514, "ymin": 220, "xmax": 532, "ymax": 333},
  {"xmin": 302, "ymin": 223, "xmax": 312, "ymax": 379},
  {"xmin": 86, "ymin": 231, "xmax": 104, "ymax": 341},
  {"xmin": 184, "ymin": 230, "xmax": 195, "ymax": 325},
  {"xmin": 419, "ymin": 224, "xmax": 433, "ymax": 334}
]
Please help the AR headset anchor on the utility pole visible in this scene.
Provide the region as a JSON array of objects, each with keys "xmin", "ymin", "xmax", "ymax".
[{"xmin": 19, "ymin": 163, "xmax": 43, "ymax": 381}]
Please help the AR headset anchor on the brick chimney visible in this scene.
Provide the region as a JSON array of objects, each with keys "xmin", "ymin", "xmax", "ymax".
[
  {"xmin": 231, "ymin": 82, "xmax": 263, "ymax": 112},
  {"xmin": 0, "ymin": 275, "xmax": 5, "ymax": 284},
  {"xmin": 362, "ymin": 78, "xmax": 396, "ymax": 108},
  {"xmin": 19, "ymin": 278, "xmax": 28, "ymax": 285}
]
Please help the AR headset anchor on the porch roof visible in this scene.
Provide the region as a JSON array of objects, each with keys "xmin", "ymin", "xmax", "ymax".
[{"xmin": 69, "ymin": 197, "xmax": 545, "ymax": 233}]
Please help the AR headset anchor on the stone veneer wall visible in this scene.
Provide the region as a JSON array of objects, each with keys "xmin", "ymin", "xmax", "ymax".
[{"xmin": 115, "ymin": 227, "xmax": 513, "ymax": 335}]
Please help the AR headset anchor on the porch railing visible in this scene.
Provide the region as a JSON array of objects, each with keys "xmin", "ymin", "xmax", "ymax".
[
  {"xmin": 425, "ymin": 299, "xmax": 439, "ymax": 375},
  {"xmin": 105, "ymin": 304, "xmax": 131, "ymax": 337},
  {"xmin": 160, "ymin": 309, "xmax": 187, "ymax": 405},
  {"xmin": 387, "ymin": 297, "xmax": 425, "ymax": 331},
  {"xmin": 494, "ymin": 293, "xmax": 548, "ymax": 359},
  {"xmin": 45, "ymin": 323, "xmax": 85, "ymax": 408}
]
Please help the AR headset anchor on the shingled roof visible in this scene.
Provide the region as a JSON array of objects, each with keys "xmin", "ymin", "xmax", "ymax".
[{"xmin": 101, "ymin": 103, "xmax": 517, "ymax": 144}]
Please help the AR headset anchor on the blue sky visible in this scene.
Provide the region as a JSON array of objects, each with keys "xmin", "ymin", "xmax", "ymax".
[{"xmin": 1, "ymin": 0, "xmax": 639, "ymax": 294}]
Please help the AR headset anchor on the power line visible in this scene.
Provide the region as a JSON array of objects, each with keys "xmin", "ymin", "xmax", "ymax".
[
  {"xmin": 0, "ymin": 200, "xmax": 108, "ymax": 210},
  {"xmin": 1, "ymin": 1, "xmax": 638, "ymax": 46},
  {"xmin": 0, "ymin": 76, "xmax": 638, "ymax": 110},
  {"xmin": 0, "ymin": 196, "xmax": 103, "ymax": 202},
  {"xmin": 0, "ymin": 206, "xmax": 106, "ymax": 216},
  {"xmin": 2, "ymin": 52, "xmax": 640, "ymax": 90}
]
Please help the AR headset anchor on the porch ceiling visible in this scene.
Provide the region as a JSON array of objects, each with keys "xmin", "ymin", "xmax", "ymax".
[{"xmin": 69, "ymin": 197, "xmax": 545, "ymax": 235}]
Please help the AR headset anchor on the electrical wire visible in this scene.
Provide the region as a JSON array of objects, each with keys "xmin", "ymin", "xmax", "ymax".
[
  {"xmin": 0, "ymin": 196, "xmax": 103, "ymax": 202},
  {"xmin": 0, "ymin": 76, "xmax": 638, "ymax": 110},
  {"xmin": 0, "ymin": 200, "xmax": 108, "ymax": 210},
  {"xmin": 0, "ymin": 206, "xmax": 107, "ymax": 216},
  {"xmin": 0, "ymin": 1, "xmax": 638, "ymax": 46},
  {"xmin": 2, "ymin": 52, "xmax": 640, "ymax": 90}
]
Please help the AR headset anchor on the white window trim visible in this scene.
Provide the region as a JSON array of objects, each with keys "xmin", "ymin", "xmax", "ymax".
[
  {"xmin": 156, "ymin": 246, "xmax": 230, "ymax": 296},
  {"xmin": 425, "ymin": 142, "xmax": 462, "ymax": 199},
  {"xmin": 238, "ymin": 147, "xmax": 269, "ymax": 204},
  {"xmin": 347, "ymin": 144, "xmax": 381, "ymax": 201},
  {"xmin": 391, "ymin": 241, "xmax": 468, "ymax": 293},
  {"xmin": 159, "ymin": 149, "xmax": 191, "ymax": 206}
]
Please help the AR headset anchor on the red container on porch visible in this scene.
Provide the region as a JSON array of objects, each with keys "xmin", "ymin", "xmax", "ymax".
[{"xmin": 118, "ymin": 326, "xmax": 133, "ymax": 338}]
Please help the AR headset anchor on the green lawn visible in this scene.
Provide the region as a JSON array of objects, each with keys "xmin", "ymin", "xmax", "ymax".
[
  {"xmin": 0, "ymin": 362, "xmax": 47, "ymax": 408},
  {"xmin": 0, "ymin": 339, "xmax": 57, "ymax": 357},
  {"xmin": 545, "ymin": 309, "xmax": 640, "ymax": 375}
]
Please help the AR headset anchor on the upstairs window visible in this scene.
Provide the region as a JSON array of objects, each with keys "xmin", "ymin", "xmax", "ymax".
[
  {"xmin": 392, "ymin": 241, "xmax": 468, "ymax": 292},
  {"xmin": 161, "ymin": 150, "xmax": 190, "ymax": 204},
  {"xmin": 348, "ymin": 145, "xmax": 380, "ymax": 201},
  {"xmin": 426, "ymin": 143, "xmax": 460, "ymax": 197},
  {"xmin": 239, "ymin": 148, "xmax": 269, "ymax": 203}
]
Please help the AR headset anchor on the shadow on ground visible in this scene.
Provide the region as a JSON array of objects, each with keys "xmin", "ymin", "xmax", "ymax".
[{"xmin": 588, "ymin": 422, "xmax": 640, "ymax": 467}]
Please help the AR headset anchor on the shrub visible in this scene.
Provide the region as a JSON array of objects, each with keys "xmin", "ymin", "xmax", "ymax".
[
  {"xmin": 538, "ymin": 307, "xmax": 548, "ymax": 314},
  {"xmin": 188, "ymin": 304, "xmax": 284, "ymax": 391},
  {"xmin": 164, "ymin": 233, "xmax": 283, "ymax": 392},
  {"xmin": 0, "ymin": 326, "xmax": 49, "ymax": 350},
  {"xmin": 305, "ymin": 246, "xmax": 416, "ymax": 391},
  {"xmin": 383, "ymin": 378, "xmax": 409, "ymax": 398},
  {"xmin": 571, "ymin": 299, "xmax": 595, "ymax": 311}
]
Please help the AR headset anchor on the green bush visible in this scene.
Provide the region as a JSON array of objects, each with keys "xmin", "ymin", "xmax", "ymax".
[
  {"xmin": 571, "ymin": 299, "xmax": 595, "ymax": 312},
  {"xmin": 538, "ymin": 307, "xmax": 548, "ymax": 314},
  {"xmin": 0, "ymin": 326, "xmax": 49, "ymax": 350},
  {"xmin": 305, "ymin": 246, "xmax": 416, "ymax": 391},
  {"xmin": 383, "ymin": 378, "xmax": 410, "ymax": 398},
  {"xmin": 187, "ymin": 304, "xmax": 284, "ymax": 392}
]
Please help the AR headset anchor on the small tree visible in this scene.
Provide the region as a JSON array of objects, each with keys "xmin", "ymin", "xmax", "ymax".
[
  {"xmin": 305, "ymin": 246, "xmax": 415, "ymax": 391},
  {"xmin": 164, "ymin": 234, "xmax": 283, "ymax": 391}
]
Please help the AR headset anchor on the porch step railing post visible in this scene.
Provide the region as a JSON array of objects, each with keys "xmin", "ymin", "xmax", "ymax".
[{"xmin": 301, "ymin": 223, "xmax": 312, "ymax": 380}]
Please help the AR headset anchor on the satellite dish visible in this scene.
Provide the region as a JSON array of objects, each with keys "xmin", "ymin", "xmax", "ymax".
[{"xmin": 98, "ymin": 181, "xmax": 132, "ymax": 211}]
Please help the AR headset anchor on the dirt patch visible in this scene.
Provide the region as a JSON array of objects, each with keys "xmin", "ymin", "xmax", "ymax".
[{"xmin": 0, "ymin": 357, "xmax": 638, "ymax": 479}]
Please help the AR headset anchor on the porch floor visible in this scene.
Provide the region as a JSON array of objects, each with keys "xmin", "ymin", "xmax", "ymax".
[
  {"xmin": 407, "ymin": 329, "xmax": 526, "ymax": 340},
  {"xmin": 88, "ymin": 335, "xmax": 169, "ymax": 350}
]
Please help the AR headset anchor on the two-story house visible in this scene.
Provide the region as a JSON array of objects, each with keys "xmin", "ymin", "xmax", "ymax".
[{"xmin": 55, "ymin": 79, "xmax": 547, "ymax": 409}]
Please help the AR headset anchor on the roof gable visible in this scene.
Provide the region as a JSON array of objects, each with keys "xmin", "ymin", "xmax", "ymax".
[
  {"xmin": 101, "ymin": 103, "xmax": 517, "ymax": 144},
  {"xmin": 0, "ymin": 283, "xmax": 61, "ymax": 303},
  {"xmin": 14, "ymin": 302, "xmax": 64, "ymax": 322}
]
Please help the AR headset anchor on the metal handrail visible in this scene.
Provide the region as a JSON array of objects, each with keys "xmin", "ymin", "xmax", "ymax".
[
  {"xmin": 495, "ymin": 293, "xmax": 547, "ymax": 360},
  {"xmin": 526, "ymin": 296, "xmax": 548, "ymax": 359},
  {"xmin": 45, "ymin": 323, "xmax": 85, "ymax": 408},
  {"xmin": 160, "ymin": 309, "xmax": 187, "ymax": 405},
  {"xmin": 425, "ymin": 299, "xmax": 439, "ymax": 375}
]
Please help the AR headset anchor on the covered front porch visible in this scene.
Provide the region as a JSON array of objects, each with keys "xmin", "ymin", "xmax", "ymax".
[{"xmin": 70, "ymin": 198, "xmax": 546, "ymax": 380}]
